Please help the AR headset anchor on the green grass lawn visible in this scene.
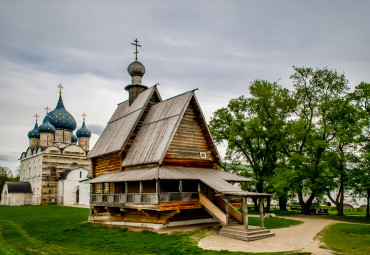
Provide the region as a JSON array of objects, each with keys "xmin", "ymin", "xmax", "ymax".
[
  {"xmin": 318, "ymin": 223, "xmax": 370, "ymax": 255},
  {"xmin": 0, "ymin": 205, "xmax": 308, "ymax": 255},
  {"xmin": 248, "ymin": 217, "xmax": 302, "ymax": 229}
]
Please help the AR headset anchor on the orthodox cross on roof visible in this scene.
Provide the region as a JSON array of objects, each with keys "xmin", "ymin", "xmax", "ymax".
[
  {"xmin": 57, "ymin": 83, "xmax": 64, "ymax": 95},
  {"xmin": 34, "ymin": 113, "xmax": 40, "ymax": 123},
  {"xmin": 45, "ymin": 106, "xmax": 50, "ymax": 115},
  {"xmin": 131, "ymin": 38, "xmax": 141, "ymax": 61},
  {"xmin": 82, "ymin": 113, "xmax": 87, "ymax": 122}
]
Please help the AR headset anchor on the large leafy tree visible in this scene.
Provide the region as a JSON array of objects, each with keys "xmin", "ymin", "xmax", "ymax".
[
  {"xmin": 209, "ymin": 80, "xmax": 295, "ymax": 210},
  {"xmin": 325, "ymin": 97, "xmax": 363, "ymax": 216},
  {"xmin": 349, "ymin": 82, "xmax": 370, "ymax": 217},
  {"xmin": 276, "ymin": 67, "xmax": 349, "ymax": 214}
]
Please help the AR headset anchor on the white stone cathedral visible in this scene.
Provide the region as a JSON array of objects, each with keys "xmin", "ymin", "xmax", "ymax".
[{"xmin": 1, "ymin": 85, "xmax": 92, "ymax": 206}]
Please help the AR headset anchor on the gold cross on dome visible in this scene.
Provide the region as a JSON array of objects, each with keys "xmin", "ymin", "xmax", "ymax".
[
  {"xmin": 45, "ymin": 106, "xmax": 50, "ymax": 115},
  {"xmin": 131, "ymin": 38, "xmax": 141, "ymax": 61},
  {"xmin": 57, "ymin": 83, "xmax": 64, "ymax": 94},
  {"xmin": 82, "ymin": 113, "xmax": 87, "ymax": 121},
  {"xmin": 34, "ymin": 113, "xmax": 40, "ymax": 122}
]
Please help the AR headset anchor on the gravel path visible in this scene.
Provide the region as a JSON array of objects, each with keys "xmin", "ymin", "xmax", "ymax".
[{"xmin": 198, "ymin": 215, "xmax": 337, "ymax": 254}]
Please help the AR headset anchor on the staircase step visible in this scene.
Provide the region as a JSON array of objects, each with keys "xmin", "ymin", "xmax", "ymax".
[
  {"xmin": 222, "ymin": 226, "xmax": 266, "ymax": 232},
  {"xmin": 220, "ymin": 228, "xmax": 270, "ymax": 237},
  {"xmin": 219, "ymin": 231, "xmax": 275, "ymax": 242}
]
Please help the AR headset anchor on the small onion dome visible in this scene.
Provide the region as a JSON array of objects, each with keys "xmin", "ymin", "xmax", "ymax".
[
  {"xmin": 71, "ymin": 133, "xmax": 78, "ymax": 143},
  {"xmin": 127, "ymin": 60, "xmax": 146, "ymax": 77},
  {"xmin": 48, "ymin": 95, "xmax": 77, "ymax": 131},
  {"xmin": 38, "ymin": 115, "xmax": 55, "ymax": 133},
  {"xmin": 28, "ymin": 122, "xmax": 40, "ymax": 138},
  {"xmin": 76, "ymin": 121, "xmax": 91, "ymax": 138}
]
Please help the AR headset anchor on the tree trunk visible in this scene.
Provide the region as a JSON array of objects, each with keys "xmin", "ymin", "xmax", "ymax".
[
  {"xmin": 366, "ymin": 189, "xmax": 370, "ymax": 218},
  {"xmin": 298, "ymin": 191, "xmax": 315, "ymax": 215},
  {"xmin": 337, "ymin": 180, "xmax": 344, "ymax": 216},
  {"xmin": 278, "ymin": 196, "xmax": 288, "ymax": 211},
  {"xmin": 265, "ymin": 197, "xmax": 271, "ymax": 212},
  {"xmin": 252, "ymin": 197, "xmax": 258, "ymax": 211}
]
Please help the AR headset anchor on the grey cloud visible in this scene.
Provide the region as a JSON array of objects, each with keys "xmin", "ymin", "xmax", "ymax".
[{"xmin": 87, "ymin": 124, "xmax": 105, "ymax": 136}]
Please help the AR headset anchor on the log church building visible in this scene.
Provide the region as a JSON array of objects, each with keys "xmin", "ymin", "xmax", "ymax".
[{"xmin": 89, "ymin": 40, "xmax": 273, "ymax": 241}]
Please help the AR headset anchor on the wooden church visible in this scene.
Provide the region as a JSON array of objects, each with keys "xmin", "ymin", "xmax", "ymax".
[{"xmin": 89, "ymin": 40, "xmax": 273, "ymax": 240}]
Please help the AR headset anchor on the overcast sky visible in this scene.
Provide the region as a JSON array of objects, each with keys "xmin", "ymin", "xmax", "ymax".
[{"xmin": 1, "ymin": 0, "xmax": 369, "ymax": 173}]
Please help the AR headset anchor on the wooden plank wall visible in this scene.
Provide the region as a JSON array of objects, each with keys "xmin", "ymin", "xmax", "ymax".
[
  {"xmin": 161, "ymin": 101, "xmax": 217, "ymax": 169},
  {"xmin": 92, "ymin": 152, "xmax": 123, "ymax": 178}
]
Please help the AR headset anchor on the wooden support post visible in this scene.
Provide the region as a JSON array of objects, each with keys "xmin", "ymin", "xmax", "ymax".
[
  {"xmin": 156, "ymin": 180, "xmax": 160, "ymax": 204},
  {"xmin": 179, "ymin": 180, "xmax": 183, "ymax": 200},
  {"xmin": 259, "ymin": 197, "xmax": 264, "ymax": 228},
  {"xmin": 242, "ymin": 197, "xmax": 248, "ymax": 229},
  {"xmin": 139, "ymin": 181, "xmax": 143, "ymax": 203},
  {"xmin": 125, "ymin": 182, "xmax": 128, "ymax": 203},
  {"xmin": 225, "ymin": 196, "xmax": 230, "ymax": 226}
]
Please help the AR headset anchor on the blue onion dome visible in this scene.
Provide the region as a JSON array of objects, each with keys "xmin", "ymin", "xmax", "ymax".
[
  {"xmin": 76, "ymin": 121, "xmax": 91, "ymax": 138},
  {"xmin": 38, "ymin": 115, "xmax": 55, "ymax": 133},
  {"xmin": 48, "ymin": 95, "xmax": 77, "ymax": 131},
  {"xmin": 71, "ymin": 133, "xmax": 78, "ymax": 143},
  {"xmin": 28, "ymin": 122, "xmax": 40, "ymax": 138}
]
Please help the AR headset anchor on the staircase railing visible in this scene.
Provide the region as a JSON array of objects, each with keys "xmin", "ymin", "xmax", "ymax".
[
  {"xmin": 199, "ymin": 193, "xmax": 227, "ymax": 225},
  {"xmin": 214, "ymin": 196, "xmax": 243, "ymax": 223}
]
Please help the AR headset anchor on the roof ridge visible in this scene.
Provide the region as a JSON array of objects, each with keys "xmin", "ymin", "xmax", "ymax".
[{"xmin": 162, "ymin": 88, "xmax": 197, "ymax": 102}]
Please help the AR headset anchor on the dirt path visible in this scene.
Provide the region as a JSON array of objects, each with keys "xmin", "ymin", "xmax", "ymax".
[{"xmin": 198, "ymin": 215, "xmax": 337, "ymax": 254}]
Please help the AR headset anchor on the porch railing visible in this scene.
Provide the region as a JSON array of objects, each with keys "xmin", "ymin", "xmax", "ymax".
[{"xmin": 91, "ymin": 192, "xmax": 198, "ymax": 205}]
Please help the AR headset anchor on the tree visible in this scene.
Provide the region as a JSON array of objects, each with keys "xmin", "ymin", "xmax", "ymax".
[
  {"xmin": 275, "ymin": 67, "xmax": 349, "ymax": 214},
  {"xmin": 209, "ymin": 80, "xmax": 295, "ymax": 210},
  {"xmin": 349, "ymin": 82, "xmax": 370, "ymax": 217},
  {"xmin": 0, "ymin": 166, "xmax": 15, "ymax": 200},
  {"xmin": 325, "ymin": 97, "xmax": 363, "ymax": 216}
]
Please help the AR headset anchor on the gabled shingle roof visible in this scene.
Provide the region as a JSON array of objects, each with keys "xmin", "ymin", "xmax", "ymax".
[
  {"xmin": 122, "ymin": 91, "xmax": 194, "ymax": 167},
  {"xmin": 89, "ymin": 86, "xmax": 160, "ymax": 158}
]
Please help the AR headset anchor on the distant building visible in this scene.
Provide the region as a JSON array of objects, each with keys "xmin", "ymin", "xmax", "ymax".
[{"xmin": 0, "ymin": 87, "xmax": 92, "ymax": 206}]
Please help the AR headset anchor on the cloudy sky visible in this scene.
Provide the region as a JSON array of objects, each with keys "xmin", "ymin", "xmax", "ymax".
[{"xmin": 1, "ymin": 0, "xmax": 369, "ymax": 173}]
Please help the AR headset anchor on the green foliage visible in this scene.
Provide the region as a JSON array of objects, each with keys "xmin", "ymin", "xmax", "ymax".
[
  {"xmin": 210, "ymin": 66, "xmax": 369, "ymax": 215},
  {"xmin": 319, "ymin": 223, "xmax": 370, "ymax": 254},
  {"xmin": 209, "ymin": 80, "xmax": 295, "ymax": 198},
  {"xmin": 0, "ymin": 166, "xmax": 19, "ymax": 200},
  {"xmin": 0, "ymin": 206, "xmax": 308, "ymax": 255}
]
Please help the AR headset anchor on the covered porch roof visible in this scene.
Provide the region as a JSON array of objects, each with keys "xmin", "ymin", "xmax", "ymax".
[{"xmin": 89, "ymin": 167, "xmax": 272, "ymax": 197}]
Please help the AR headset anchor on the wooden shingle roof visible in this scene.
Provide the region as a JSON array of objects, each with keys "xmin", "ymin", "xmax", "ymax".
[
  {"xmin": 89, "ymin": 86, "xmax": 160, "ymax": 158},
  {"xmin": 122, "ymin": 91, "xmax": 194, "ymax": 167},
  {"xmin": 89, "ymin": 167, "xmax": 251, "ymax": 193}
]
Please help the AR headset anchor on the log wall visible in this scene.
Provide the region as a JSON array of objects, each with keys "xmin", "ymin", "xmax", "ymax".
[
  {"xmin": 92, "ymin": 152, "xmax": 123, "ymax": 178},
  {"xmin": 161, "ymin": 101, "xmax": 217, "ymax": 169}
]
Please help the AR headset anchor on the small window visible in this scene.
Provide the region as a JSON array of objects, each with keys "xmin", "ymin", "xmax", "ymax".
[{"xmin": 79, "ymin": 171, "xmax": 82, "ymax": 178}]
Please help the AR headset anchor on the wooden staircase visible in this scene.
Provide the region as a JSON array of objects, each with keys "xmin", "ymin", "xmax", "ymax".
[
  {"xmin": 220, "ymin": 225, "xmax": 275, "ymax": 241},
  {"xmin": 199, "ymin": 192, "xmax": 275, "ymax": 242}
]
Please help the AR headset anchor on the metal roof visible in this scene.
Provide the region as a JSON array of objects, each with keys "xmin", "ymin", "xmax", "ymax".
[
  {"xmin": 89, "ymin": 167, "xmax": 251, "ymax": 194},
  {"xmin": 89, "ymin": 86, "xmax": 160, "ymax": 158},
  {"xmin": 5, "ymin": 182, "xmax": 32, "ymax": 193}
]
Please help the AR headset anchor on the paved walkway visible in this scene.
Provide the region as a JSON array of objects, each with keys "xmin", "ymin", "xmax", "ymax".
[{"xmin": 198, "ymin": 215, "xmax": 337, "ymax": 254}]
